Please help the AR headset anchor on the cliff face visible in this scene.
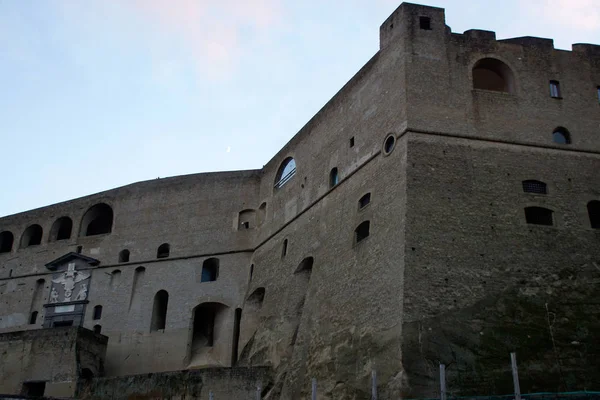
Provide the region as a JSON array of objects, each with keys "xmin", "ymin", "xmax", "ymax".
[{"xmin": 402, "ymin": 261, "xmax": 600, "ymax": 397}]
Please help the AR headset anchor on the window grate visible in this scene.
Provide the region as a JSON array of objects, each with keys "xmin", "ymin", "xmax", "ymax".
[{"xmin": 522, "ymin": 180, "xmax": 547, "ymax": 194}]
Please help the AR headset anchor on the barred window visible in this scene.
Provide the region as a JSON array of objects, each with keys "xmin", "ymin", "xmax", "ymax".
[
  {"xmin": 522, "ymin": 180, "xmax": 547, "ymax": 194},
  {"xmin": 274, "ymin": 157, "xmax": 296, "ymax": 189}
]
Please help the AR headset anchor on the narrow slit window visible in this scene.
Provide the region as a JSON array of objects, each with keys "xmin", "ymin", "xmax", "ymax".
[
  {"xmin": 29, "ymin": 311, "xmax": 38, "ymax": 325},
  {"xmin": 524, "ymin": 207, "xmax": 554, "ymax": 226},
  {"xmin": 282, "ymin": 239, "xmax": 288, "ymax": 257},
  {"xmin": 550, "ymin": 80, "xmax": 561, "ymax": 98},
  {"xmin": 349, "ymin": 137, "xmax": 355, "ymax": 148}
]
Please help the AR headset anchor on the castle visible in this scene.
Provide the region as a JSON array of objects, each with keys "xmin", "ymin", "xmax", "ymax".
[{"xmin": 1, "ymin": 3, "xmax": 599, "ymax": 399}]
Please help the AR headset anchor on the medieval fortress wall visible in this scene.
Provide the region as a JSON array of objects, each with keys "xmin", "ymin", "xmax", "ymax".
[{"xmin": 0, "ymin": 3, "xmax": 599, "ymax": 399}]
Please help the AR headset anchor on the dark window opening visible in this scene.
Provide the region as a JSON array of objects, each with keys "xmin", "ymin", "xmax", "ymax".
[
  {"xmin": 522, "ymin": 180, "xmax": 547, "ymax": 194},
  {"xmin": 53, "ymin": 320, "xmax": 74, "ymax": 327},
  {"xmin": 249, "ymin": 264, "xmax": 254, "ymax": 281},
  {"xmin": 29, "ymin": 311, "xmax": 38, "ymax": 325},
  {"xmin": 550, "ymin": 80, "xmax": 561, "ymax": 98},
  {"xmin": 384, "ymin": 135, "xmax": 396, "ymax": 154},
  {"xmin": 349, "ymin": 137, "xmax": 355, "ymax": 147},
  {"xmin": 238, "ymin": 209, "xmax": 256, "ymax": 230},
  {"xmin": 525, "ymin": 207, "xmax": 554, "ymax": 226},
  {"xmin": 50, "ymin": 217, "xmax": 73, "ymax": 241},
  {"xmin": 359, "ymin": 193, "xmax": 371, "ymax": 209},
  {"xmin": 21, "ymin": 224, "xmax": 43, "ymax": 247},
  {"xmin": 157, "ymin": 243, "xmax": 170, "ymax": 259},
  {"xmin": 472, "ymin": 58, "xmax": 515, "ymax": 93},
  {"xmin": 22, "ymin": 381, "xmax": 46, "ymax": 397},
  {"xmin": 597, "ymin": 86, "xmax": 600, "ymax": 102},
  {"xmin": 81, "ymin": 368, "xmax": 94, "ymax": 381},
  {"xmin": 81, "ymin": 203, "xmax": 113, "ymax": 236},
  {"xmin": 587, "ymin": 201, "xmax": 600, "ymax": 229},
  {"xmin": 191, "ymin": 302, "xmax": 227, "ymax": 352},
  {"xmin": 553, "ymin": 127, "xmax": 571, "ymax": 145},
  {"xmin": 93, "ymin": 325, "xmax": 102, "ymax": 334},
  {"xmin": 76, "ymin": 245, "xmax": 82, "ymax": 254},
  {"xmin": 93, "ymin": 305, "xmax": 103, "ymax": 320},
  {"xmin": 419, "ymin": 16, "xmax": 432, "ymax": 30},
  {"xmin": 329, "ymin": 167, "xmax": 339, "ymax": 188},
  {"xmin": 282, "ymin": 239, "xmax": 288, "ymax": 258},
  {"xmin": 201, "ymin": 258, "xmax": 219, "ymax": 282},
  {"xmin": 274, "ymin": 157, "xmax": 296, "ymax": 189},
  {"xmin": 231, "ymin": 308, "xmax": 242, "ymax": 366},
  {"xmin": 0, "ymin": 231, "xmax": 14, "ymax": 253},
  {"xmin": 247, "ymin": 287, "xmax": 266, "ymax": 306},
  {"xmin": 355, "ymin": 221, "xmax": 371, "ymax": 243},
  {"xmin": 150, "ymin": 290, "xmax": 169, "ymax": 331},
  {"xmin": 119, "ymin": 249, "xmax": 130, "ymax": 263}
]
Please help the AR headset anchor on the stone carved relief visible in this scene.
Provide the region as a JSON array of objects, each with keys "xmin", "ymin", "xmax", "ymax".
[{"xmin": 51, "ymin": 263, "xmax": 90, "ymax": 303}]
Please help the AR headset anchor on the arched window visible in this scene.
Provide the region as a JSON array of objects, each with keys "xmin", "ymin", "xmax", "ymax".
[
  {"xmin": 21, "ymin": 224, "xmax": 43, "ymax": 248},
  {"xmin": 355, "ymin": 221, "xmax": 371, "ymax": 244},
  {"xmin": 150, "ymin": 290, "xmax": 169, "ymax": 331},
  {"xmin": 29, "ymin": 311, "xmax": 38, "ymax": 325},
  {"xmin": 238, "ymin": 209, "xmax": 256, "ymax": 230},
  {"xmin": 358, "ymin": 193, "xmax": 371, "ymax": 210},
  {"xmin": 80, "ymin": 203, "xmax": 113, "ymax": 236},
  {"xmin": 0, "ymin": 231, "xmax": 14, "ymax": 253},
  {"xmin": 522, "ymin": 180, "xmax": 547, "ymax": 194},
  {"xmin": 472, "ymin": 58, "xmax": 515, "ymax": 93},
  {"xmin": 118, "ymin": 249, "xmax": 130, "ymax": 263},
  {"xmin": 274, "ymin": 157, "xmax": 296, "ymax": 189},
  {"xmin": 49, "ymin": 217, "xmax": 72, "ymax": 241},
  {"xmin": 524, "ymin": 207, "xmax": 554, "ymax": 226},
  {"xmin": 93, "ymin": 305, "xmax": 103, "ymax": 320},
  {"xmin": 329, "ymin": 168, "xmax": 339, "ymax": 188},
  {"xmin": 552, "ymin": 127, "xmax": 571, "ymax": 145},
  {"xmin": 201, "ymin": 258, "xmax": 219, "ymax": 282},
  {"xmin": 191, "ymin": 302, "xmax": 228, "ymax": 351},
  {"xmin": 157, "ymin": 243, "xmax": 170, "ymax": 259},
  {"xmin": 587, "ymin": 201, "xmax": 600, "ymax": 229}
]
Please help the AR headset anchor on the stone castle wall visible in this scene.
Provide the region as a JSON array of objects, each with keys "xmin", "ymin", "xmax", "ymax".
[{"xmin": 0, "ymin": 2, "xmax": 599, "ymax": 399}]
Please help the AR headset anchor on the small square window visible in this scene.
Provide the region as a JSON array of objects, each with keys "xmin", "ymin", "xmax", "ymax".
[
  {"xmin": 550, "ymin": 80, "xmax": 561, "ymax": 98},
  {"xmin": 419, "ymin": 16, "xmax": 432, "ymax": 30}
]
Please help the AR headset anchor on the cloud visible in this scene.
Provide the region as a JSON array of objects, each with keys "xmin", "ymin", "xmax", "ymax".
[
  {"xmin": 125, "ymin": 0, "xmax": 283, "ymax": 78},
  {"xmin": 526, "ymin": 0, "xmax": 600, "ymax": 31}
]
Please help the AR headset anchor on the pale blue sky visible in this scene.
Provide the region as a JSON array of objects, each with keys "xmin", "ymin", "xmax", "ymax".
[{"xmin": 0, "ymin": 0, "xmax": 598, "ymax": 217}]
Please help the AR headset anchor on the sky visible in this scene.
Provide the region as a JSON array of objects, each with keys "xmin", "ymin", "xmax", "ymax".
[{"xmin": 0, "ymin": 0, "xmax": 599, "ymax": 217}]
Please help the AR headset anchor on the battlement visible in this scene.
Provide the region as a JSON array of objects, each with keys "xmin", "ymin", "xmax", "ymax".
[{"xmin": 380, "ymin": 2, "xmax": 600, "ymax": 55}]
